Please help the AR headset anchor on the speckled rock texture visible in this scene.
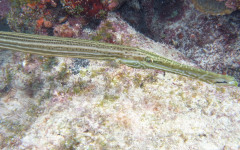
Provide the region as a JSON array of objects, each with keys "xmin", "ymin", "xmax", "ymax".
[
  {"xmin": 0, "ymin": 13, "xmax": 240, "ymax": 150},
  {"xmin": 0, "ymin": 0, "xmax": 10, "ymax": 19},
  {"xmin": 119, "ymin": 0, "xmax": 240, "ymax": 84}
]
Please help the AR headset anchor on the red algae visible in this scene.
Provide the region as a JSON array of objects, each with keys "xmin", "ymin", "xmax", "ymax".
[
  {"xmin": 53, "ymin": 23, "xmax": 76, "ymax": 37},
  {"xmin": 61, "ymin": 0, "xmax": 108, "ymax": 18},
  {"xmin": 36, "ymin": 17, "xmax": 44, "ymax": 29}
]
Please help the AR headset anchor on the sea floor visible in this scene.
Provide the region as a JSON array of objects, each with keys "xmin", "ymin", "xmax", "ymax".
[{"xmin": 0, "ymin": 13, "xmax": 240, "ymax": 149}]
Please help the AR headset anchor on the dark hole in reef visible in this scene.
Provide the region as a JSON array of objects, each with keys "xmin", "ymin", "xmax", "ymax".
[
  {"xmin": 0, "ymin": 18, "xmax": 11, "ymax": 31},
  {"xmin": 117, "ymin": 0, "xmax": 185, "ymax": 39},
  {"xmin": 154, "ymin": 0, "xmax": 185, "ymax": 21},
  {"xmin": 84, "ymin": 19, "xmax": 101, "ymax": 30}
]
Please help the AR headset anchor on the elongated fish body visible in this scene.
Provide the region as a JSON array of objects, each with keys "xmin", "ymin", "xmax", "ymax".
[{"xmin": 0, "ymin": 31, "xmax": 238, "ymax": 86}]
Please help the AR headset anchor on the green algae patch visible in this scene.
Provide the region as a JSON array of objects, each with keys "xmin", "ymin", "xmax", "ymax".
[
  {"xmin": 26, "ymin": 103, "xmax": 42, "ymax": 117},
  {"xmin": 79, "ymin": 69, "xmax": 88, "ymax": 77},
  {"xmin": 105, "ymin": 60, "xmax": 120, "ymax": 68},
  {"xmin": 72, "ymin": 80, "xmax": 89, "ymax": 95},
  {"xmin": 0, "ymin": 67, "xmax": 13, "ymax": 97},
  {"xmin": 10, "ymin": 0, "xmax": 40, "ymax": 8},
  {"xmin": 97, "ymin": 93, "xmax": 120, "ymax": 107},
  {"xmin": 90, "ymin": 68, "xmax": 106, "ymax": 78},
  {"xmin": 92, "ymin": 21, "xmax": 115, "ymax": 43},
  {"xmin": 4, "ymin": 67, "xmax": 13, "ymax": 86},
  {"xmin": 58, "ymin": 130, "xmax": 80, "ymax": 150},
  {"xmin": 133, "ymin": 72, "xmax": 158, "ymax": 88},
  {"xmin": 216, "ymin": 87, "xmax": 226, "ymax": 93},
  {"xmin": 57, "ymin": 63, "xmax": 70, "ymax": 81},
  {"xmin": 37, "ymin": 90, "xmax": 52, "ymax": 105},
  {"xmin": 0, "ymin": 119, "xmax": 30, "ymax": 148},
  {"xmin": 41, "ymin": 57, "xmax": 58, "ymax": 71}
]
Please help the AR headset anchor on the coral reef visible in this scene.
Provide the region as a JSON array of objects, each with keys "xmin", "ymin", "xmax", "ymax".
[
  {"xmin": 1, "ymin": 0, "xmax": 240, "ymax": 148},
  {"xmin": 7, "ymin": 0, "xmax": 58, "ymax": 34},
  {"xmin": 53, "ymin": 22, "xmax": 76, "ymax": 37},
  {"xmin": 61, "ymin": 0, "xmax": 108, "ymax": 18},
  {"xmin": 0, "ymin": 15, "xmax": 240, "ymax": 147},
  {"xmin": 118, "ymin": 0, "xmax": 240, "ymax": 85},
  {"xmin": 61, "ymin": 0, "xmax": 127, "ymax": 17},
  {"xmin": 7, "ymin": 0, "xmax": 126, "ymax": 37},
  {"xmin": 105, "ymin": 0, "xmax": 127, "ymax": 11}
]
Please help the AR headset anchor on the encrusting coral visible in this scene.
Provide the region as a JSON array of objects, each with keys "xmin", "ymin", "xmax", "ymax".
[
  {"xmin": 60, "ymin": 0, "xmax": 127, "ymax": 18},
  {"xmin": 60, "ymin": 0, "xmax": 107, "ymax": 17}
]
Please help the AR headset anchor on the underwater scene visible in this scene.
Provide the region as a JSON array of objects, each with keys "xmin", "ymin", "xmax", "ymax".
[{"xmin": 0, "ymin": 0, "xmax": 240, "ymax": 149}]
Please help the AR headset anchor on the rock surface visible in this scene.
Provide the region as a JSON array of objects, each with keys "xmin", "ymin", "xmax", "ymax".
[{"xmin": 0, "ymin": 13, "xmax": 240, "ymax": 150}]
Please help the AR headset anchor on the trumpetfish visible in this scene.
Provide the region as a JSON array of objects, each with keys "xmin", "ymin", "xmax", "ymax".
[{"xmin": 0, "ymin": 31, "xmax": 238, "ymax": 86}]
